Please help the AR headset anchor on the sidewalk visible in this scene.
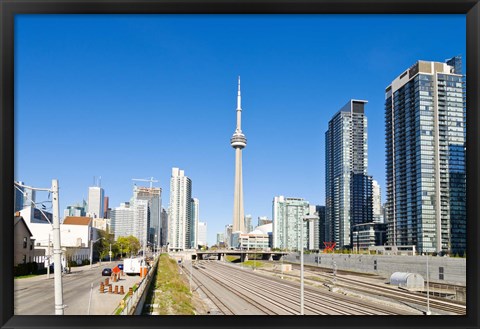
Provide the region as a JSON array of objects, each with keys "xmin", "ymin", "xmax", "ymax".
[
  {"xmin": 14, "ymin": 263, "xmax": 104, "ymax": 282},
  {"xmin": 89, "ymin": 271, "xmax": 143, "ymax": 315}
]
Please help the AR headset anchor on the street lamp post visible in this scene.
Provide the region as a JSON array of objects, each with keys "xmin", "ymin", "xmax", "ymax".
[
  {"xmin": 253, "ymin": 236, "xmax": 257, "ymax": 271},
  {"xmin": 300, "ymin": 214, "xmax": 318, "ymax": 316},
  {"xmin": 189, "ymin": 254, "xmax": 193, "ymax": 292},
  {"xmin": 281, "ymin": 246, "xmax": 284, "ymax": 279},
  {"xmin": 426, "ymin": 252, "xmax": 431, "ymax": 315},
  {"xmin": 90, "ymin": 237, "xmax": 104, "ymax": 269}
]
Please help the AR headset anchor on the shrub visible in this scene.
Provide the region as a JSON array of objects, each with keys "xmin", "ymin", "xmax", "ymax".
[{"xmin": 14, "ymin": 262, "xmax": 39, "ymax": 276}]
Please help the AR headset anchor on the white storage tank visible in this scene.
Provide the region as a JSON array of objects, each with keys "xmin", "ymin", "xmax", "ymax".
[{"xmin": 390, "ymin": 272, "xmax": 425, "ymax": 291}]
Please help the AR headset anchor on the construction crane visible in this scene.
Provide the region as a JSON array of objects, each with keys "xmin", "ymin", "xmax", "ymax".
[{"xmin": 132, "ymin": 177, "xmax": 158, "ymax": 189}]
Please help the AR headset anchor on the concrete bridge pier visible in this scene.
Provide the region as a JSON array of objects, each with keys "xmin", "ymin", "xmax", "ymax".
[
  {"xmin": 240, "ymin": 253, "xmax": 249, "ymax": 262},
  {"xmin": 272, "ymin": 254, "xmax": 283, "ymax": 261},
  {"xmin": 217, "ymin": 253, "xmax": 225, "ymax": 261},
  {"xmin": 262, "ymin": 254, "xmax": 273, "ymax": 261}
]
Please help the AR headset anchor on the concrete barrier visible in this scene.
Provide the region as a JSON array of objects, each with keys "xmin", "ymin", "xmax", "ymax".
[{"xmin": 114, "ymin": 255, "xmax": 159, "ymax": 315}]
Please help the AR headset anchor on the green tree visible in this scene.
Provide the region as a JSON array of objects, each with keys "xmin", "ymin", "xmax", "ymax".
[
  {"xmin": 95, "ymin": 230, "xmax": 115, "ymax": 261},
  {"xmin": 115, "ymin": 235, "xmax": 141, "ymax": 257}
]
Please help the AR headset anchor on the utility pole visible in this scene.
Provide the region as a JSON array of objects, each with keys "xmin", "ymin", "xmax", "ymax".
[
  {"xmin": 300, "ymin": 215, "xmax": 319, "ymax": 316},
  {"xmin": 253, "ymin": 236, "xmax": 257, "ymax": 271},
  {"xmin": 47, "ymin": 233, "xmax": 51, "ymax": 279},
  {"xmin": 109, "ymin": 243, "xmax": 112, "ymax": 263},
  {"xmin": 51, "ymin": 179, "xmax": 64, "ymax": 315},
  {"xmin": 300, "ymin": 219, "xmax": 304, "ymax": 315},
  {"xmin": 426, "ymin": 253, "xmax": 431, "ymax": 315},
  {"xmin": 189, "ymin": 255, "xmax": 192, "ymax": 293},
  {"xmin": 14, "ymin": 180, "xmax": 64, "ymax": 314}
]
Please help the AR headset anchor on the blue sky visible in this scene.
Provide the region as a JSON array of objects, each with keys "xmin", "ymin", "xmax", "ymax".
[{"xmin": 15, "ymin": 14, "xmax": 465, "ymax": 245}]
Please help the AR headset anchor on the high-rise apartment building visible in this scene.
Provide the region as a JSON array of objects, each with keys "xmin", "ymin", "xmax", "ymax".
[
  {"xmin": 257, "ymin": 216, "xmax": 272, "ymax": 226},
  {"xmin": 225, "ymin": 224, "xmax": 233, "ymax": 247},
  {"xmin": 191, "ymin": 198, "xmax": 199, "ymax": 249},
  {"xmin": 88, "ymin": 186, "xmax": 104, "ymax": 219},
  {"xmin": 244, "ymin": 214, "xmax": 253, "ymax": 233},
  {"xmin": 325, "ymin": 100, "xmax": 372, "ymax": 249},
  {"xmin": 168, "ymin": 168, "xmax": 193, "ymax": 251},
  {"xmin": 197, "ymin": 221, "xmax": 207, "ymax": 247},
  {"xmin": 317, "ymin": 206, "xmax": 326, "ymax": 249},
  {"xmin": 133, "ymin": 186, "xmax": 162, "ymax": 247},
  {"xmin": 350, "ymin": 174, "xmax": 373, "ymax": 229},
  {"xmin": 111, "ymin": 202, "xmax": 134, "ymax": 240},
  {"xmin": 272, "ymin": 196, "xmax": 310, "ymax": 250},
  {"xmin": 216, "ymin": 232, "xmax": 225, "ymax": 245},
  {"xmin": 372, "ymin": 180, "xmax": 383, "ymax": 223},
  {"xmin": 132, "ymin": 199, "xmax": 149, "ymax": 249},
  {"xmin": 160, "ymin": 207, "xmax": 168, "ymax": 247},
  {"xmin": 385, "ymin": 57, "xmax": 466, "ymax": 255}
]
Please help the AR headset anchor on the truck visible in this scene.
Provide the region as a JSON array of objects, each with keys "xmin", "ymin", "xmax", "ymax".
[{"xmin": 123, "ymin": 257, "xmax": 144, "ymax": 275}]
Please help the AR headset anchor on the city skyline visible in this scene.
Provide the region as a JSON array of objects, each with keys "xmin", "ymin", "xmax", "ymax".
[{"xmin": 15, "ymin": 14, "xmax": 465, "ymax": 245}]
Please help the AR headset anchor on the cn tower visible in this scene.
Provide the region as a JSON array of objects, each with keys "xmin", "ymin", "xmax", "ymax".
[{"xmin": 231, "ymin": 76, "xmax": 247, "ymax": 233}]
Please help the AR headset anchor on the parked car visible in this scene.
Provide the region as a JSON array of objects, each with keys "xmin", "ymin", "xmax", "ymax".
[
  {"xmin": 49, "ymin": 263, "xmax": 65, "ymax": 273},
  {"xmin": 101, "ymin": 268, "xmax": 112, "ymax": 276}
]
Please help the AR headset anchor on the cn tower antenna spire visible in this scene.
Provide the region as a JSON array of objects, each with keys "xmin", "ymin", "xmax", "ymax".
[
  {"xmin": 236, "ymin": 76, "xmax": 242, "ymax": 132},
  {"xmin": 231, "ymin": 76, "xmax": 247, "ymax": 234},
  {"xmin": 237, "ymin": 75, "xmax": 241, "ymax": 108}
]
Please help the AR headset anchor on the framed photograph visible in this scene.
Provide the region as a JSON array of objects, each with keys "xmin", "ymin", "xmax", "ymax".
[{"xmin": 1, "ymin": 1, "xmax": 478, "ymax": 329}]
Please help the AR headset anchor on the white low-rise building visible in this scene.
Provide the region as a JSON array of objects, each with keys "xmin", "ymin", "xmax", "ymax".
[{"xmin": 19, "ymin": 206, "xmax": 100, "ymax": 266}]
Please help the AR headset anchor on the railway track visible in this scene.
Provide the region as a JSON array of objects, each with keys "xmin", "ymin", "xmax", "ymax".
[
  {"xmin": 282, "ymin": 264, "xmax": 466, "ymax": 315},
  {"xmin": 192, "ymin": 261, "xmax": 417, "ymax": 315},
  {"xmin": 188, "ymin": 267, "xmax": 235, "ymax": 315},
  {"xmin": 192, "ymin": 263, "xmax": 293, "ymax": 315}
]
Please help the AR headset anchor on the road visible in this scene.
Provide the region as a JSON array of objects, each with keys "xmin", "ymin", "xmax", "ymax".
[{"xmin": 14, "ymin": 261, "xmax": 142, "ymax": 315}]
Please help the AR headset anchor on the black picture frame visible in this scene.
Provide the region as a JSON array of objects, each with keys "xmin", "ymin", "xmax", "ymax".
[{"xmin": 1, "ymin": 1, "xmax": 478, "ymax": 329}]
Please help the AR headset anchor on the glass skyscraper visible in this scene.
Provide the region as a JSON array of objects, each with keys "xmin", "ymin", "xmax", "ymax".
[
  {"xmin": 385, "ymin": 57, "xmax": 466, "ymax": 255},
  {"xmin": 325, "ymin": 100, "xmax": 372, "ymax": 249}
]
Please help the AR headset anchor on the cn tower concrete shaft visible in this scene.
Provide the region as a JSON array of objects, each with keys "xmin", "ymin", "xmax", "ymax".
[
  {"xmin": 231, "ymin": 76, "xmax": 247, "ymax": 234},
  {"xmin": 233, "ymin": 148, "xmax": 244, "ymax": 233}
]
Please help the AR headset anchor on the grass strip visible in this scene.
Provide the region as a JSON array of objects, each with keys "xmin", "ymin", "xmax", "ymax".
[{"xmin": 145, "ymin": 254, "xmax": 195, "ymax": 315}]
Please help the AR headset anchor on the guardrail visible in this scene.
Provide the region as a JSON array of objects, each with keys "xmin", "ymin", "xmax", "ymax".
[{"xmin": 113, "ymin": 255, "xmax": 159, "ymax": 315}]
